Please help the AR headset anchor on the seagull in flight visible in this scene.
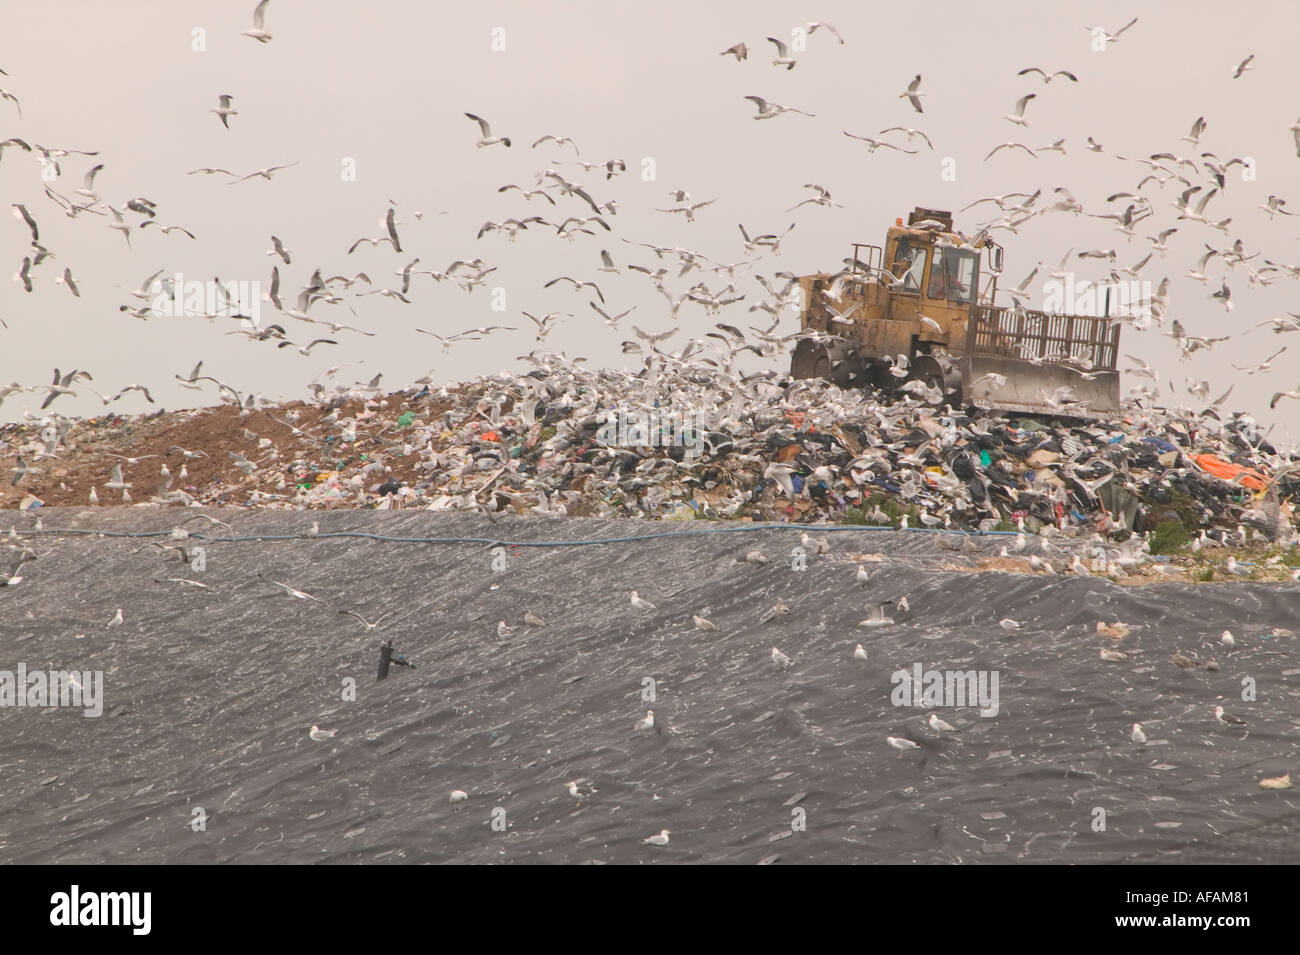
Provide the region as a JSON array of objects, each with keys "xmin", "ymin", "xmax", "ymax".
[
  {"xmin": 806, "ymin": 21, "xmax": 845, "ymax": 43},
  {"xmin": 1182, "ymin": 116, "xmax": 1208, "ymax": 146},
  {"xmin": 878, "ymin": 127, "xmax": 933, "ymax": 150},
  {"xmin": 531, "ymin": 133, "xmax": 579, "ymax": 153},
  {"xmin": 105, "ymin": 463, "xmax": 131, "ymax": 490},
  {"xmin": 743, "ymin": 95, "xmax": 814, "ymax": 120},
  {"xmin": 1271, "ymin": 383, "xmax": 1300, "ymax": 409},
  {"xmin": 12, "ymin": 203, "xmax": 39, "ymax": 243},
  {"xmin": 465, "ymin": 113, "xmax": 511, "ymax": 147},
  {"xmin": 984, "ymin": 142, "xmax": 1036, "ymax": 161},
  {"xmin": 522, "ymin": 310, "xmax": 570, "ymax": 339},
  {"xmin": 1260, "ymin": 195, "xmax": 1293, "ymax": 219},
  {"xmin": 41, "ymin": 368, "xmax": 91, "ymax": 409},
  {"xmin": 843, "ymin": 131, "xmax": 917, "ymax": 154},
  {"xmin": 1233, "ymin": 346, "xmax": 1286, "ymax": 374},
  {"xmin": 899, "ymin": 74, "xmax": 925, "ymax": 113},
  {"xmin": 231, "ymin": 161, "xmax": 299, "ymax": 183},
  {"xmin": 210, "ymin": 94, "xmax": 237, "ymax": 128},
  {"xmin": 1003, "ymin": 93, "xmax": 1036, "ymax": 127},
  {"xmin": 107, "ymin": 206, "xmax": 131, "ymax": 247},
  {"xmin": 0, "ymin": 88, "xmax": 21, "ymax": 119},
  {"xmin": 54, "ymin": 267, "xmax": 79, "ymax": 297},
  {"xmin": 260, "ymin": 574, "xmax": 322, "ymax": 601},
  {"xmin": 267, "ymin": 235, "xmax": 291, "ymax": 264},
  {"xmin": 766, "ymin": 37, "xmax": 797, "ymax": 69},
  {"xmin": 242, "ymin": 0, "xmax": 273, "ymax": 42},
  {"xmin": 1017, "ymin": 67, "xmax": 1077, "ymax": 83},
  {"xmin": 140, "ymin": 221, "xmax": 196, "ymax": 239},
  {"xmin": 339, "ymin": 609, "xmax": 397, "ymax": 632},
  {"xmin": 590, "ymin": 302, "xmax": 635, "ymax": 327},
  {"xmin": 545, "ymin": 275, "xmax": 605, "ymax": 302},
  {"xmin": 656, "ymin": 199, "xmax": 716, "ymax": 222},
  {"xmin": 279, "ymin": 338, "xmax": 338, "ymax": 357},
  {"xmin": 1085, "ymin": 17, "xmax": 1137, "ymax": 44}
]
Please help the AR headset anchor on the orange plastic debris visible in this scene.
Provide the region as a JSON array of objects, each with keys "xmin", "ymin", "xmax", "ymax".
[{"xmin": 1193, "ymin": 454, "xmax": 1266, "ymax": 491}]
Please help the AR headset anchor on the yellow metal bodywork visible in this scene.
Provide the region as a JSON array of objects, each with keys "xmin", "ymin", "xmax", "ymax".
[{"xmin": 798, "ymin": 224, "xmax": 974, "ymax": 360}]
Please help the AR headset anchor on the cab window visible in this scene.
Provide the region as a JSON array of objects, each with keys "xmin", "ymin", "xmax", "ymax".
[
  {"xmin": 893, "ymin": 239, "xmax": 928, "ymax": 294},
  {"xmin": 928, "ymin": 247, "xmax": 977, "ymax": 304}
]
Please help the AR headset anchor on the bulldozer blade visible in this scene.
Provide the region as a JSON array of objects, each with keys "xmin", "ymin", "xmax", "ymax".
[{"xmin": 961, "ymin": 356, "xmax": 1120, "ymax": 419}]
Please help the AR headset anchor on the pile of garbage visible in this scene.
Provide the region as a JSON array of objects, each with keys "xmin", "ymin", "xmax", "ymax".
[{"xmin": 2, "ymin": 355, "xmax": 1297, "ymax": 548}]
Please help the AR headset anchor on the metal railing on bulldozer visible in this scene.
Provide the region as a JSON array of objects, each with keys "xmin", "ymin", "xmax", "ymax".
[{"xmin": 968, "ymin": 305, "xmax": 1121, "ymax": 370}]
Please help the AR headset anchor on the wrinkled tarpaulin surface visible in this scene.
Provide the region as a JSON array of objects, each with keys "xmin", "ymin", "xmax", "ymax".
[{"xmin": 0, "ymin": 508, "xmax": 1297, "ymax": 864}]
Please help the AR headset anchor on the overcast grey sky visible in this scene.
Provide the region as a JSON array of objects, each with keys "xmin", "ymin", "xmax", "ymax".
[{"xmin": 4, "ymin": 1, "xmax": 1299, "ymax": 444}]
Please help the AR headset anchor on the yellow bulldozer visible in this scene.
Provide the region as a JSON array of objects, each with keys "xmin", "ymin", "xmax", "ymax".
[{"xmin": 790, "ymin": 206, "xmax": 1122, "ymax": 417}]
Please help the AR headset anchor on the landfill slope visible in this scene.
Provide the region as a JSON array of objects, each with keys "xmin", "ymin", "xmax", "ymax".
[
  {"xmin": 0, "ymin": 508, "xmax": 1297, "ymax": 864},
  {"xmin": 2, "ymin": 373, "xmax": 1296, "ymax": 550}
]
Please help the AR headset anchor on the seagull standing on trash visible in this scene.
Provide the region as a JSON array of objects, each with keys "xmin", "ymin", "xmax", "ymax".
[
  {"xmin": 565, "ymin": 779, "xmax": 597, "ymax": 802},
  {"xmin": 1131, "ymin": 723, "xmax": 1147, "ymax": 745},
  {"xmin": 927, "ymin": 713, "xmax": 956, "ymax": 734},
  {"xmin": 771, "ymin": 647, "xmax": 792, "ymax": 669},
  {"xmin": 800, "ymin": 531, "xmax": 829, "ymax": 554},
  {"xmin": 630, "ymin": 591, "xmax": 656, "ymax": 610},
  {"xmin": 853, "ymin": 643, "xmax": 868, "ymax": 661},
  {"xmin": 1213, "ymin": 706, "xmax": 1247, "ymax": 725}
]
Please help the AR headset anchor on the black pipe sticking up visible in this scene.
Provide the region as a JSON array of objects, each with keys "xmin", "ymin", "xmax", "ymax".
[{"xmin": 378, "ymin": 640, "xmax": 416, "ymax": 681}]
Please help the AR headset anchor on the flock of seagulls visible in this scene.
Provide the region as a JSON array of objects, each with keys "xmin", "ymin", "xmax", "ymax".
[{"xmin": 4, "ymin": 6, "xmax": 1291, "ymax": 436}]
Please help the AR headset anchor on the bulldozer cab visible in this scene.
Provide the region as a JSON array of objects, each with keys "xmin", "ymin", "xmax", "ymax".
[
  {"xmin": 793, "ymin": 205, "xmax": 1121, "ymax": 418},
  {"xmin": 877, "ymin": 208, "xmax": 979, "ymax": 352}
]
